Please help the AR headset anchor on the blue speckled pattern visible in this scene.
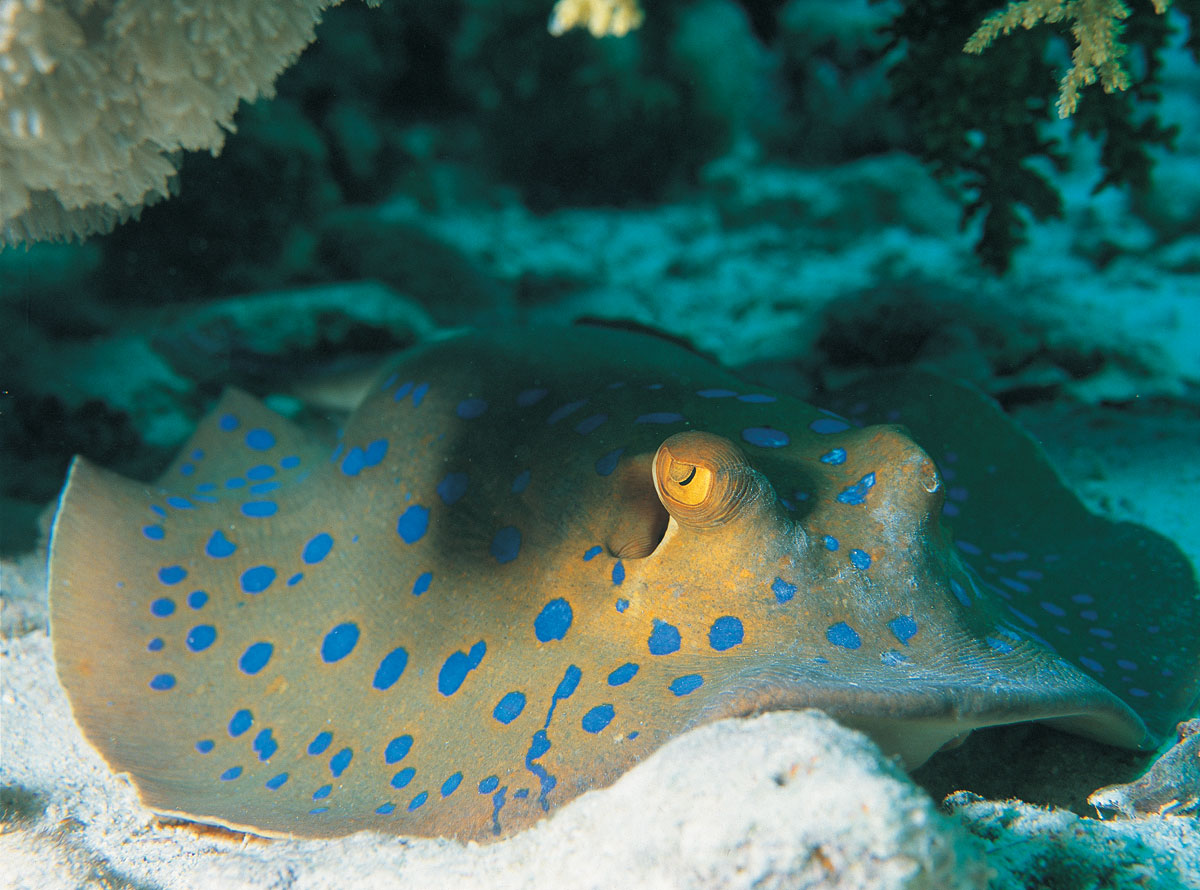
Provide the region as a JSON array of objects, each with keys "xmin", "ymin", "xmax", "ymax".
[{"xmin": 47, "ymin": 326, "xmax": 1200, "ymax": 842}]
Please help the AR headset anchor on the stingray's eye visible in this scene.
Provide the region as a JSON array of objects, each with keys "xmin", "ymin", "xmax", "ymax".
[{"xmin": 653, "ymin": 431, "xmax": 760, "ymax": 528}]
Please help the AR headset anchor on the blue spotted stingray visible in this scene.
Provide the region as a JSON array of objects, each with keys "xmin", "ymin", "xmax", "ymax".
[{"xmin": 48, "ymin": 326, "xmax": 1200, "ymax": 841}]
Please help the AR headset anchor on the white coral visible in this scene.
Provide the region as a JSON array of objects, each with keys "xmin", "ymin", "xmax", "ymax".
[{"xmin": 0, "ymin": 0, "xmax": 379, "ymax": 245}]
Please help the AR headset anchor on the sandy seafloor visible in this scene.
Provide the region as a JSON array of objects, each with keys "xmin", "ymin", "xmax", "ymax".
[{"xmin": 3, "ymin": 3, "xmax": 1200, "ymax": 888}]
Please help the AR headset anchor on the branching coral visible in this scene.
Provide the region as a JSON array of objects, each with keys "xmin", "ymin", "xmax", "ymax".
[
  {"xmin": 964, "ymin": 0, "xmax": 1172, "ymax": 117},
  {"xmin": 548, "ymin": 0, "xmax": 643, "ymax": 37},
  {"xmin": 0, "ymin": 0, "xmax": 379, "ymax": 246}
]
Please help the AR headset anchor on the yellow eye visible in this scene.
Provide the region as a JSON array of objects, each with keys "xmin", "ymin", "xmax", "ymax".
[
  {"xmin": 653, "ymin": 432, "xmax": 760, "ymax": 528},
  {"xmin": 662, "ymin": 458, "xmax": 712, "ymax": 506}
]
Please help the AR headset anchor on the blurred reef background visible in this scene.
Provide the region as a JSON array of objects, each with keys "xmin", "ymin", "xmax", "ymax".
[{"xmin": 1, "ymin": 0, "xmax": 1198, "ymax": 563}]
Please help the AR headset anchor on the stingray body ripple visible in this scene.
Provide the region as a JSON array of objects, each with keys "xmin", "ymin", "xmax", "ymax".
[{"xmin": 48, "ymin": 326, "xmax": 1200, "ymax": 841}]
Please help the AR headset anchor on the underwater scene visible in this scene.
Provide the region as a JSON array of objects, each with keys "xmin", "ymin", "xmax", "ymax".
[{"xmin": 1, "ymin": 0, "xmax": 1198, "ymax": 887}]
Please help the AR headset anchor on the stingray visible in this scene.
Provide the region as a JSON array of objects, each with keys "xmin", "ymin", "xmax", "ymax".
[{"xmin": 48, "ymin": 326, "xmax": 1200, "ymax": 841}]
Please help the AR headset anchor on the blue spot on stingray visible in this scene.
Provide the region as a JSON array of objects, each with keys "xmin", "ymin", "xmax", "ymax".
[
  {"xmin": 491, "ymin": 526, "xmax": 521, "ymax": 563},
  {"xmin": 670, "ymin": 674, "xmax": 703, "ymax": 696},
  {"xmin": 186, "ymin": 625, "xmax": 216, "ymax": 652},
  {"xmin": 648, "ymin": 620, "xmax": 681, "ymax": 655},
  {"xmin": 240, "ymin": 566, "xmax": 276, "ymax": 594},
  {"xmin": 613, "ymin": 562, "xmax": 628, "ymax": 587},
  {"xmin": 280, "ymin": 455, "xmax": 301, "ymax": 469},
  {"xmin": 149, "ymin": 505, "xmax": 166, "ymax": 518},
  {"xmin": 575, "ymin": 413, "xmax": 607, "ymax": 435},
  {"xmin": 881, "ymin": 650, "xmax": 910, "ymax": 667},
  {"xmin": 219, "ymin": 413, "xmax": 239, "ymax": 431},
  {"xmin": 436, "ymin": 472, "xmax": 469, "ymax": 506},
  {"xmin": 608, "ymin": 663, "xmax": 639, "ymax": 685},
  {"xmin": 437, "ymin": 640, "xmax": 486, "ymax": 696},
  {"xmin": 149, "ymin": 674, "xmax": 175, "ymax": 690},
  {"xmin": 321, "ymin": 622, "xmax": 360, "ymax": 663},
  {"xmin": 581, "ymin": 704, "xmax": 615, "ymax": 733},
  {"xmin": 220, "ymin": 766, "xmax": 242, "ymax": 781},
  {"xmin": 708, "ymin": 616, "xmax": 744, "ymax": 651},
  {"xmin": 545, "ymin": 665, "xmax": 581, "ymax": 727},
  {"xmin": 535, "ymin": 598, "xmax": 572, "ymax": 642},
  {"xmin": 364, "ymin": 439, "xmax": 388, "ymax": 466},
  {"xmin": 697, "ymin": 388, "xmax": 736, "ymax": 398},
  {"xmin": 772, "ymin": 577, "xmax": 797, "ymax": 603},
  {"xmin": 303, "ymin": 532, "xmax": 334, "ymax": 565},
  {"xmin": 396, "ymin": 505, "xmax": 429, "ymax": 544},
  {"xmin": 195, "ymin": 740, "xmax": 214, "ymax": 754},
  {"xmin": 595, "ymin": 447, "xmax": 625, "ymax": 476},
  {"xmin": 239, "ymin": 642, "xmax": 273, "ymax": 675},
  {"xmin": 167, "ymin": 496, "xmax": 193, "ymax": 510},
  {"xmin": 313, "ymin": 785, "xmax": 331, "ymax": 800},
  {"xmin": 457, "ymin": 398, "xmax": 488, "ymax": 419},
  {"xmin": 950, "ymin": 579, "xmax": 971, "ymax": 607},
  {"xmin": 584, "ymin": 545, "xmax": 602, "ymax": 561},
  {"xmin": 341, "ymin": 447, "xmax": 366, "ymax": 476},
  {"xmin": 228, "ymin": 709, "xmax": 253, "ymax": 737},
  {"xmin": 412, "ymin": 572, "xmax": 432, "ymax": 596},
  {"xmin": 158, "ymin": 565, "xmax": 187, "ymax": 585},
  {"xmin": 1079, "ymin": 656, "xmax": 1104, "ymax": 673},
  {"xmin": 494, "ymin": 692, "xmax": 526, "ymax": 724},
  {"xmin": 376, "ymin": 802, "xmax": 395, "ymax": 815},
  {"xmin": 826, "ymin": 622, "xmax": 862, "ymax": 650},
  {"xmin": 241, "ymin": 500, "xmax": 277, "ymax": 518},
  {"xmin": 205, "ymin": 530, "xmax": 236, "ymax": 558},
  {"xmin": 330, "ymin": 748, "xmax": 353, "ymax": 777},
  {"xmin": 187, "ymin": 590, "xmax": 208, "ymax": 610},
  {"xmin": 512, "ymin": 470, "xmax": 531, "ymax": 493},
  {"xmin": 246, "ymin": 465, "xmax": 275, "ymax": 480},
  {"xmin": 742, "ymin": 427, "xmax": 789, "ymax": 448},
  {"xmin": 373, "ymin": 647, "xmax": 409, "ymax": 690},
  {"xmin": 987, "ymin": 637, "xmax": 1015, "ymax": 655},
  {"xmin": 837, "ymin": 473, "xmax": 876, "ymax": 505},
  {"xmin": 309, "ymin": 807, "xmax": 329, "ymax": 815},
  {"xmin": 224, "ymin": 477, "xmax": 246, "ymax": 489},
  {"xmin": 391, "ymin": 768, "xmax": 415, "ymax": 789},
  {"xmin": 385, "ymin": 736, "xmax": 413, "ymax": 764},
  {"xmin": 287, "ymin": 573, "xmax": 303, "ymax": 586},
  {"xmin": 516, "ymin": 387, "xmax": 548, "ymax": 407},
  {"xmin": 888, "ymin": 616, "xmax": 918, "ymax": 645},
  {"xmin": 810, "ymin": 417, "xmax": 850, "ymax": 434},
  {"xmin": 411, "ymin": 383, "xmax": 430, "ymax": 406},
  {"xmin": 408, "ymin": 791, "xmax": 428, "ymax": 811},
  {"xmin": 739, "ymin": 393, "xmax": 777, "ymax": 403},
  {"xmin": 479, "ymin": 776, "xmax": 499, "ymax": 794},
  {"xmin": 547, "ymin": 400, "xmax": 587, "ymax": 424},
  {"xmin": 393, "ymin": 381, "xmax": 414, "ymax": 401},
  {"xmin": 819, "ymin": 448, "xmax": 847, "ymax": 465},
  {"xmin": 849, "ymin": 549, "xmax": 872, "ymax": 570},
  {"xmin": 308, "ymin": 732, "xmax": 332, "ymax": 755},
  {"xmin": 142, "ymin": 524, "xmax": 164, "ymax": 541},
  {"xmin": 253, "ymin": 729, "xmax": 277, "ymax": 761},
  {"xmin": 823, "ymin": 535, "xmax": 840, "ymax": 551},
  {"xmin": 442, "ymin": 773, "xmax": 463, "ymax": 798},
  {"xmin": 246, "ymin": 429, "xmax": 276, "ymax": 451},
  {"xmin": 1040, "ymin": 601, "xmax": 1067, "ymax": 617},
  {"xmin": 147, "ymin": 637, "xmax": 164, "ymax": 651},
  {"xmin": 635, "ymin": 412, "xmax": 684, "ymax": 424},
  {"xmin": 150, "ymin": 597, "xmax": 175, "ymax": 617}
]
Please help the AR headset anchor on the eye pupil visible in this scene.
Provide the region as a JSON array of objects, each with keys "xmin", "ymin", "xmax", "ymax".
[{"xmin": 678, "ymin": 466, "xmax": 697, "ymax": 486}]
